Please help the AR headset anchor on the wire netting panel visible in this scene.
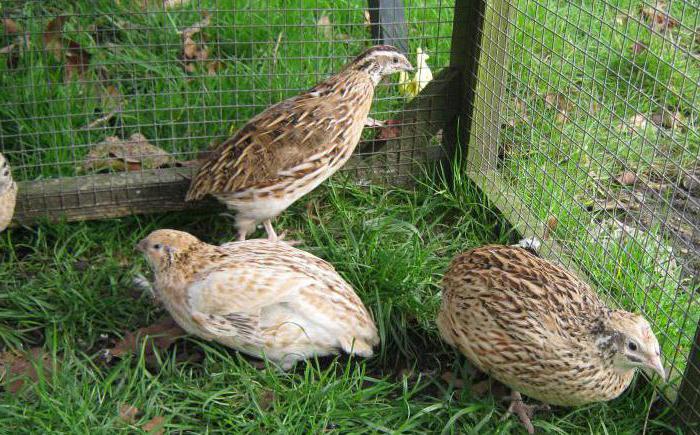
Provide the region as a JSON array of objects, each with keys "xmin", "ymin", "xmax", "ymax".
[
  {"xmin": 467, "ymin": 0, "xmax": 699, "ymax": 423},
  {"xmin": 0, "ymin": 0, "xmax": 454, "ymax": 219}
]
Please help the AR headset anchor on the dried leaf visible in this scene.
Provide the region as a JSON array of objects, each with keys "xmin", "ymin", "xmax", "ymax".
[
  {"xmin": 206, "ymin": 60, "xmax": 222, "ymax": 76},
  {"xmin": 544, "ymin": 92, "xmax": 572, "ymax": 124},
  {"xmin": 106, "ymin": 317, "xmax": 184, "ymax": 360},
  {"xmin": 1, "ymin": 347, "xmax": 57, "ymax": 394},
  {"xmin": 640, "ymin": 4, "xmax": 678, "ymax": 32},
  {"xmin": 506, "ymin": 98, "xmax": 528, "ymax": 127},
  {"xmin": 163, "ymin": 0, "xmax": 190, "ymax": 8},
  {"xmin": 651, "ymin": 109, "xmax": 685, "ymax": 131},
  {"xmin": 615, "ymin": 13, "xmax": 629, "ymax": 26},
  {"xmin": 616, "ymin": 171, "xmax": 638, "ymax": 186},
  {"xmin": 118, "ymin": 404, "xmax": 141, "ymax": 424},
  {"xmin": 2, "ymin": 18, "xmax": 19, "ymax": 35},
  {"xmin": 42, "ymin": 16, "xmax": 68, "ymax": 61},
  {"xmin": 620, "ymin": 113, "xmax": 650, "ymax": 134},
  {"xmin": 79, "ymin": 134, "xmax": 177, "ymax": 173},
  {"xmin": 142, "ymin": 416, "xmax": 166, "ymax": 434},
  {"xmin": 631, "ymin": 41, "xmax": 647, "ymax": 55},
  {"xmin": 64, "ymin": 40, "xmax": 91, "ymax": 82},
  {"xmin": 180, "ymin": 14, "xmax": 211, "ymax": 73},
  {"xmin": 374, "ymin": 119, "xmax": 401, "ymax": 146},
  {"xmin": 440, "ymin": 371, "xmax": 465, "ymax": 389},
  {"xmin": 317, "ymin": 15, "xmax": 333, "ymax": 39},
  {"xmin": 363, "ymin": 10, "xmax": 372, "ymax": 27},
  {"xmin": 543, "ymin": 215, "xmax": 558, "ymax": 240},
  {"xmin": 258, "ymin": 389, "xmax": 275, "ymax": 411}
]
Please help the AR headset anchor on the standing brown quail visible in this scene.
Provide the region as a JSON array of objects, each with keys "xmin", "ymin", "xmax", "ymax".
[
  {"xmin": 0, "ymin": 153, "xmax": 17, "ymax": 232},
  {"xmin": 185, "ymin": 45, "xmax": 413, "ymax": 241},
  {"xmin": 437, "ymin": 244, "xmax": 665, "ymax": 434}
]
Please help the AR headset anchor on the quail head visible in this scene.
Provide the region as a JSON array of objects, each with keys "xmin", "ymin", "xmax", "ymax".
[
  {"xmin": 186, "ymin": 45, "xmax": 413, "ymax": 242},
  {"xmin": 437, "ymin": 244, "xmax": 664, "ymax": 434},
  {"xmin": 137, "ymin": 229, "xmax": 379, "ymax": 369},
  {"xmin": 0, "ymin": 153, "xmax": 17, "ymax": 232}
]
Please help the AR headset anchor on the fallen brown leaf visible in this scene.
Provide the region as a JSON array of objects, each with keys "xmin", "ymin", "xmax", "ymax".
[
  {"xmin": 616, "ymin": 171, "xmax": 638, "ymax": 186},
  {"xmin": 79, "ymin": 133, "xmax": 177, "ymax": 173},
  {"xmin": 640, "ymin": 4, "xmax": 678, "ymax": 32},
  {"xmin": 363, "ymin": 10, "xmax": 372, "ymax": 28},
  {"xmin": 543, "ymin": 215, "xmax": 558, "ymax": 240},
  {"xmin": 544, "ymin": 92, "xmax": 572, "ymax": 124},
  {"xmin": 1, "ymin": 347, "xmax": 57, "ymax": 394},
  {"xmin": 620, "ymin": 113, "xmax": 650, "ymax": 134},
  {"xmin": 651, "ymin": 109, "xmax": 685, "ymax": 131},
  {"xmin": 2, "ymin": 18, "xmax": 19, "ymax": 35},
  {"xmin": 42, "ymin": 16, "xmax": 68, "ymax": 61},
  {"xmin": 374, "ymin": 119, "xmax": 401, "ymax": 142},
  {"xmin": 142, "ymin": 416, "xmax": 166, "ymax": 434},
  {"xmin": 506, "ymin": 98, "xmax": 528, "ymax": 127},
  {"xmin": 631, "ymin": 41, "xmax": 647, "ymax": 55},
  {"xmin": 118, "ymin": 404, "xmax": 142, "ymax": 424},
  {"xmin": 317, "ymin": 15, "xmax": 333, "ymax": 39},
  {"xmin": 180, "ymin": 13, "xmax": 211, "ymax": 74},
  {"xmin": 105, "ymin": 317, "xmax": 184, "ymax": 360},
  {"xmin": 440, "ymin": 371, "xmax": 465, "ymax": 389},
  {"xmin": 163, "ymin": 0, "xmax": 190, "ymax": 8},
  {"xmin": 258, "ymin": 389, "xmax": 275, "ymax": 411},
  {"xmin": 64, "ymin": 39, "xmax": 91, "ymax": 82}
]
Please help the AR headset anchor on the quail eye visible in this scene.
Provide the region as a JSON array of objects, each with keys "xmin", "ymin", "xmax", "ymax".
[
  {"xmin": 152, "ymin": 243, "xmax": 162, "ymax": 250},
  {"xmin": 392, "ymin": 58, "xmax": 398, "ymax": 63},
  {"xmin": 2, "ymin": 170, "xmax": 8, "ymax": 177},
  {"xmin": 628, "ymin": 341, "xmax": 638, "ymax": 352}
]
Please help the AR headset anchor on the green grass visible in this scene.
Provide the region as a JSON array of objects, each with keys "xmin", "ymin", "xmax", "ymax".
[
  {"xmin": 0, "ymin": 167, "xmax": 679, "ymax": 433},
  {"xmin": 0, "ymin": 0, "xmax": 696, "ymax": 432},
  {"xmin": 497, "ymin": 0, "xmax": 699, "ymax": 389}
]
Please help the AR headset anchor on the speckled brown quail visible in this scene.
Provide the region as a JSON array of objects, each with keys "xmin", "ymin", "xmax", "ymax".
[
  {"xmin": 0, "ymin": 153, "xmax": 17, "ymax": 232},
  {"xmin": 186, "ymin": 46, "xmax": 413, "ymax": 241},
  {"xmin": 437, "ymin": 244, "xmax": 665, "ymax": 434},
  {"xmin": 137, "ymin": 229, "xmax": 379, "ymax": 369}
]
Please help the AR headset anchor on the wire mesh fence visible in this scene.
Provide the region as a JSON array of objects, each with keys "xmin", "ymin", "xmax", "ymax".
[
  {"xmin": 1, "ymin": 0, "xmax": 699, "ymax": 429},
  {"xmin": 0, "ymin": 0, "xmax": 454, "ymax": 222},
  {"xmin": 464, "ymin": 0, "xmax": 699, "ymax": 427}
]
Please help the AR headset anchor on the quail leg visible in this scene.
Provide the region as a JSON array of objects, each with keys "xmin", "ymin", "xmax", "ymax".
[
  {"xmin": 263, "ymin": 220, "xmax": 301, "ymax": 246},
  {"xmin": 502, "ymin": 391, "xmax": 549, "ymax": 434}
]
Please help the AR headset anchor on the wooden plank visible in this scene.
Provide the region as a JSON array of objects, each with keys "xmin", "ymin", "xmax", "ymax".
[
  {"xmin": 442, "ymin": 0, "xmax": 489, "ymax": 158},
  {"xmin": 367, "ymin": 0, "xmax": 409, "ymax": 54},
  {"xmin": 11, "ymin": 167, "xmax": 220, "ymax": 226},
  {"xmin": 675, "ymin": 318, "xmax": 700, "ymax": 429}
]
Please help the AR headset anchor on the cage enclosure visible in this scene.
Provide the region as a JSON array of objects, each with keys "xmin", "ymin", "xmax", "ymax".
[{"xmin": 1, "ymin": 0, "xmax": 698, "ymax": 429}]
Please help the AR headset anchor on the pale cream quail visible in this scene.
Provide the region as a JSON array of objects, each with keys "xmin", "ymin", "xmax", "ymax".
[
  {"xmin": 186, "ymin": 45, "xmax": 413, "ymax": 241},
  {"xmin": 437, "ymin": 244, "xmax": 665, "ymax": 433},
  {"xmin": 0, "ymin": 153, "xmax": 17, "ymax": 232},
  {"xmin": 137, "ymin": 229, "xmax": 379, "ymax": 369}
]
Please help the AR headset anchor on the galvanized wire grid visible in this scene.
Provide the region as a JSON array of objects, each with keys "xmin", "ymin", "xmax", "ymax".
[
  {"xmin": 0, "ymin": 0, "xmax": 454, "ymax": 216},
  {"xmin": 469, "ymin": 0, "xmax": 699, "ymax": 423}
]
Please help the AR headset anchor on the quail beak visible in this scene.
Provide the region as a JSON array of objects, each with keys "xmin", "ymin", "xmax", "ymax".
[
  {"xmin": 136, "ymin": 240, "xmax": 146, "ymax": 253},
  {"xmin": 645, "ymin": 353, "xmax": 666, "ymax": 381}
]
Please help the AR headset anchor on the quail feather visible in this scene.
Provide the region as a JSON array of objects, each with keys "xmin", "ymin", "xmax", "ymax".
[
  {"xmin": 137, "ymin": 229, "xmax": 379, "ymax": 369},
  {"xmin": 437, "ymin": 244, "xmax": 665, "ymax": 433},
  {"xmin": 186, "ymin": 45, "xmax": 413, "ymax": 242},
  {"xmin": 0, "ymin": 153, "xmax": 17, "ymax": 232}
]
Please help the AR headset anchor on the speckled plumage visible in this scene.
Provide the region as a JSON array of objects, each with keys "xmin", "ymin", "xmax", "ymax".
[
  {"xmin": 185, "ymin": 46, "xmax": 413, "ymax": 241},
  {"xmin": 0, "ymin": 153, "xmax": 17, "ymax": 232},
  {"xmin": 137, "ymin": 229, "xmax": 379, "ymax": 369},
  {"xmin": 437, "ymin": 245, "xmax": 665, "ymax": 431}
]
